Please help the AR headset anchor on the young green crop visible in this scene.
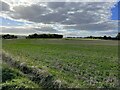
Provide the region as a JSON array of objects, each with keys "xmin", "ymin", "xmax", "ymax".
[{"xmin": 2, "ymin": 39, "xmax": 119, "ymax": 88}]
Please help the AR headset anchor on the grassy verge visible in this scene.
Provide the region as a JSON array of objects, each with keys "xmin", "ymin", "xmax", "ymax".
[
  {"xmin": 1, "ymin": 62, "xmax": 42, "ymax": 89},
  {"xmin": 2, "ymin": 52, "xmax": 68, "ymax": 89}
]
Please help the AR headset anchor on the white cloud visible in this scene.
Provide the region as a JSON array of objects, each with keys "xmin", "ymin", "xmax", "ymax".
[
  {"xmin": 0, "ymin": 1, "xmax": 118, "ymax": 36},
  {"xmin": 7, "ymin": 2, "xmax": 116, "ymax": 24},
  {"xmin": 1, "ymin": 24, "xmax": 63, "ymax": 35}
]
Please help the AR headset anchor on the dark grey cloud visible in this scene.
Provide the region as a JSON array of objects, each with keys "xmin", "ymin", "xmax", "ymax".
[
  {"xmin": 10, "ymin": 4, "xmax": 50, "ymax": 22},
  {"xmin": 47, "ymin": 2, "xmax": 66, "ymax": 9},
  {"xmin": 0, "ymin": 1, "xmax": 10, "ymax": 11},
  {"xmin": 64, "ymin": 21, "xmax": 118, "ymax": 31},
  {"xmin": 8, "ymin": 2, "xmax": 116, "ymax": 30},
  {"xmin": 1, "ymin": 1, "xmax": 118, "ymax": 36}
]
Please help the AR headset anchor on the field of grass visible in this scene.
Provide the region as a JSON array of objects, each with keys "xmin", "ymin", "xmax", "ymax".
[
  {"xmin": 2, "ymin": 39, "xmax": 119, "ymax": 88},
  {"xmin": 0, "ymin": 62, "xmax": 41, "ymax": 89}
]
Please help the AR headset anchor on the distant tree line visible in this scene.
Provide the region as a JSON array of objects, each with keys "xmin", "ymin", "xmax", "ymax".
[
  {"xmin": 2, "ymin": 33, "xmax": 120, "ymax": 40},
  {"xmin": 2, "ymin": 34, "xmax": 17, "ymax": 39},
  {"xmin": 85, "ymin": 36, "xmax": 113, "ymax": 40},
  {"xmin": 66, "ymin": 33, "xmax": 120, "ymax": 40},
  {"xmin": 67, "ymin": 37, "xmax": 82, "ymax": 38},
  {"xmin": 26, "ymin": 33, "xmax": 63, "ymax": 39},
  {"xmin": 85, "ymin": 33, "xmax": 120, "ymax": 40}
]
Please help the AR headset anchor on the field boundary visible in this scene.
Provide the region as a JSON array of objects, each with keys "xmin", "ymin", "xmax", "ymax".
[{"xmin": 2, "ymin": 51, "xmax": 69, "ymax": 89}]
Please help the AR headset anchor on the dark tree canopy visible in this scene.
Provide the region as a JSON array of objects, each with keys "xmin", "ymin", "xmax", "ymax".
[
  {"xmin": 2, "ymin": 34, "xmax": 17, "ymax": 39},
  {"xmin": 116, "ymin": 32, "xmax": 120, "ymax": 40},
  {"xmin": 84, "ymin": 33, "xmax": 120, "ymax": 40},
  {"xmin": 26, "ymin": 33, "xmax": 63, "ymax": 39}
]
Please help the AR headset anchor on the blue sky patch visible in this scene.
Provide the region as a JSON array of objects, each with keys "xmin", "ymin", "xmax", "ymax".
[
  {"xmin": 111, "ymin": 1, "xmax": 120, "ymax": 20},
  {"xmin": 0, "ymin": 17, "xmax": 31, "ymax": 26}
]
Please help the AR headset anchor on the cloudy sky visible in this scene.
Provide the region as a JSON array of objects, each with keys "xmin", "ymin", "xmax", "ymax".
[{"xmin": 0, "ymin": 0, "xmax": 119, "ymax": 37}]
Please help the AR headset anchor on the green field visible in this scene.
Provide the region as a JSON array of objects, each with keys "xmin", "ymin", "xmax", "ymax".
[
  {"xmin": 2, "ymin": 39, "xmax": 119, "ymax": 88},
  {"xmin": 1, "ymin": 62, "xmax": 42, "ymax": 89}
]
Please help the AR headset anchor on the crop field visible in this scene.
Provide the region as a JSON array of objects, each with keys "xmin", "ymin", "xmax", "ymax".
[{"xmin": 2, "ymin": 39, "xmax": 119, "ymax": 88}]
